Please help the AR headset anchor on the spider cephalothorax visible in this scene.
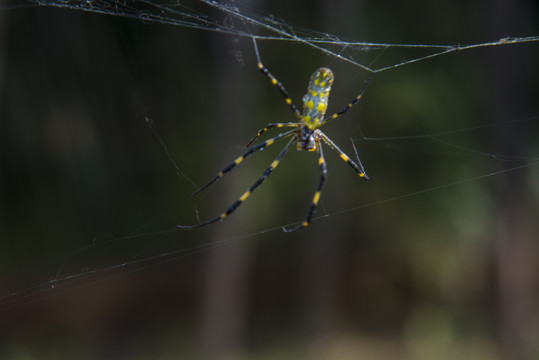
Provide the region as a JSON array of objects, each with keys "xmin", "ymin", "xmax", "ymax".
[
  {"xmin": 297, "ymin": 127, "xmax": 317, "ymax": 151},
  {"xmin": 178, "ymin": 38, "xmax": 372, "ymax": 233}
]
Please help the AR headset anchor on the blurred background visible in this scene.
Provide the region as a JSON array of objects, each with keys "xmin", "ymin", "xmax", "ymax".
[{"xmin": 1, "ymin": 0, "xmax": 539, "ymax": 358}]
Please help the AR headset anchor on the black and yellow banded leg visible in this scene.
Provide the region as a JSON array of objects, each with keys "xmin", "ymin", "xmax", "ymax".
[
  {"xmin": 283, "ymin": 142, "xmax": 328, "ymax": 233},
  {"xmin": 246, "ymin": 122, "xmax": 300, "ymax": 147},
  {"xmin": 191, "ymin": 129, "xmax": 296, "ymax": 197},
  {"xmin": 252, "ymin": 38, "xmax": 302, "ymax": 120},
  {"xmin": 320, "ymin": 131, "xmax": 369, "ymax": 181},
  {"xmin": 321, "ymin": 72, "xmax": 375, "ymax": 126},
  {"xmin": 178, "ymin": 137, "xmax": 296, "ymax": 230}
]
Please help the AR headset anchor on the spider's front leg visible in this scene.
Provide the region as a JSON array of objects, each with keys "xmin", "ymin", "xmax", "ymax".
[
  {"xmin": 178, "ymin": 137, "xmax": 296, "ymax": 230},
  {"xmin": 282, "ymin": 140, "xmax": 328, "ymax": 233},
  {"xmin": 190, "ymin": 129, "xmax": 296, "ymax": 197},
  {"xmin": 246, "ymin": 123, "xmax": 300, "ymax": 147},
  {"xmin": 320, "ymin": 132, "xmax": 369, "ymax": 181}
]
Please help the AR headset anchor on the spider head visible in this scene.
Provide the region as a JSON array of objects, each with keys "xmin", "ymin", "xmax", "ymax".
[
  {"xmin": 302, "ymin": 67, "xmax": 334, "ymax": 130},
  {"xmin": 297, "ymin": 127, "xmax": 317, "ymax": 151}
]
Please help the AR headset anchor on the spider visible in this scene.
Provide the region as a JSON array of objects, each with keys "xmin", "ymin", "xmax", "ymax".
[{"xmin": 178, "ymin": 38, "xmax": 373, "ymax": 232}]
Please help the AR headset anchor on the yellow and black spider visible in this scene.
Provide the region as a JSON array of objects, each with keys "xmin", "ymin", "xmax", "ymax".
[{"xmin": 178, "ymin": 38, "xmax": 373, "ymax": 232}]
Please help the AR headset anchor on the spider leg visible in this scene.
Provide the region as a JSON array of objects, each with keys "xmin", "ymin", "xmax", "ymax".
[
  {"xmin": 252, "ymin": 38, "xmax": 302, "ymax": 120},
  {"xmin": 321, "ymin": 72, "xmax": 374, "ymax": 126},
  {"xmin": 246, "ymin": 122, "xmax": 300, "ymax": 147},
  {"xmin": 190, "ymin": 129, "xmax": 296, "ymax": 197},
  {"xmin": 282, "ymin": 141, "xmax": 327, "ymax": 233},
  {"xmin": 320, "ymin": 131, "xmax": 369, "ymax": 181},
  {"xmin": 178, "ymin": 137, "xmax": 296, "ymax": 230}
]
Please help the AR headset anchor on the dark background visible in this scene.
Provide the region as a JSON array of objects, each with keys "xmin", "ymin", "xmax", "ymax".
[{"xmin": 1, "ymin": 0, "xmax": 539, "ymax": 358}]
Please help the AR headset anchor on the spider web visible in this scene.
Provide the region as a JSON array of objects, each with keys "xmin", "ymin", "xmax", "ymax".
[
  {"xmin": 12, "ymin": 0, "xmax": 539, "ymax": 72},
  {"xmin": 1, "ymin": 0, "xmax": 539, "ymax": 357},
  {"xmin": 2, "ymin": 0, "xmax": 538, "ymax": 305}
]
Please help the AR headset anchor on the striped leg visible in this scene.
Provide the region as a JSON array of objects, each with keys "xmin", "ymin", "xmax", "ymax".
[
  {"xmin": 252, "ymin": 38, "xmax": 302, "ymax": 120},
  {"xmin": 190, "ymin": 129, "xmax": 296, "ymax": 197},
  {"xmin": 320, "ymin": 132, "xmax": 369, "ymax": 181},
  {"xmin": 282, "ymin": 141, "xmax": 328, "ymax": 233},
  {"xmin": 178, "ymin": 137, "xmax": 296, "ymax": 230},
  {"xmin": 321, "ymin": 72, "xmax": 374, "ymax": 126},
  {"xmin": 246, "ymin": 122, "xmax": 300, "ymax": 147}
]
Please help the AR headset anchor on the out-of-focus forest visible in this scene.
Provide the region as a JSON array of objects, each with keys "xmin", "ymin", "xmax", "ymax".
[{"xmin": 1, "ymin": 0, "xmax": 538, "ymax": 359}]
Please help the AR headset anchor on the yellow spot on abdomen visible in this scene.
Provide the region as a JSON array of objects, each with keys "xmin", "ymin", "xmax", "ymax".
[
  {"xmin": 316, "ymin": 102, "xmax": 326, "ymax": 112},
  {"xmin": 340, "ymin": 153, "xmax": 349, "ymax": 162},
  {"xmin": 271, "ymin": 160, "xmax": 280, "ymax": 169},
  {"xmin": 318, "ymin": 157, "xmax": 325, "ymax": 165}
]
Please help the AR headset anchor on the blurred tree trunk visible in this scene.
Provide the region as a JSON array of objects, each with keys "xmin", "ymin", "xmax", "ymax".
[
  {"xmin": 198, "ymin": 17, "xmax": 256, "ymax": 360},
  {"xmin": 485, "ymin": 1, "xmax": 539, "ymax": 359}
]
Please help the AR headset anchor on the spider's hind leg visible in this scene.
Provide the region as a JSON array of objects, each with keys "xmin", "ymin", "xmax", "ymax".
[{"xmin": 252, "ymin": 38, "xmax": 302, "ymax": 120}]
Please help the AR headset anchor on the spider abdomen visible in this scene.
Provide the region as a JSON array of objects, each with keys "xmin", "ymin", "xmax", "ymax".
[{"xmin": 302, "ymin": 67, "xmax": 334, "ymax": 130}]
